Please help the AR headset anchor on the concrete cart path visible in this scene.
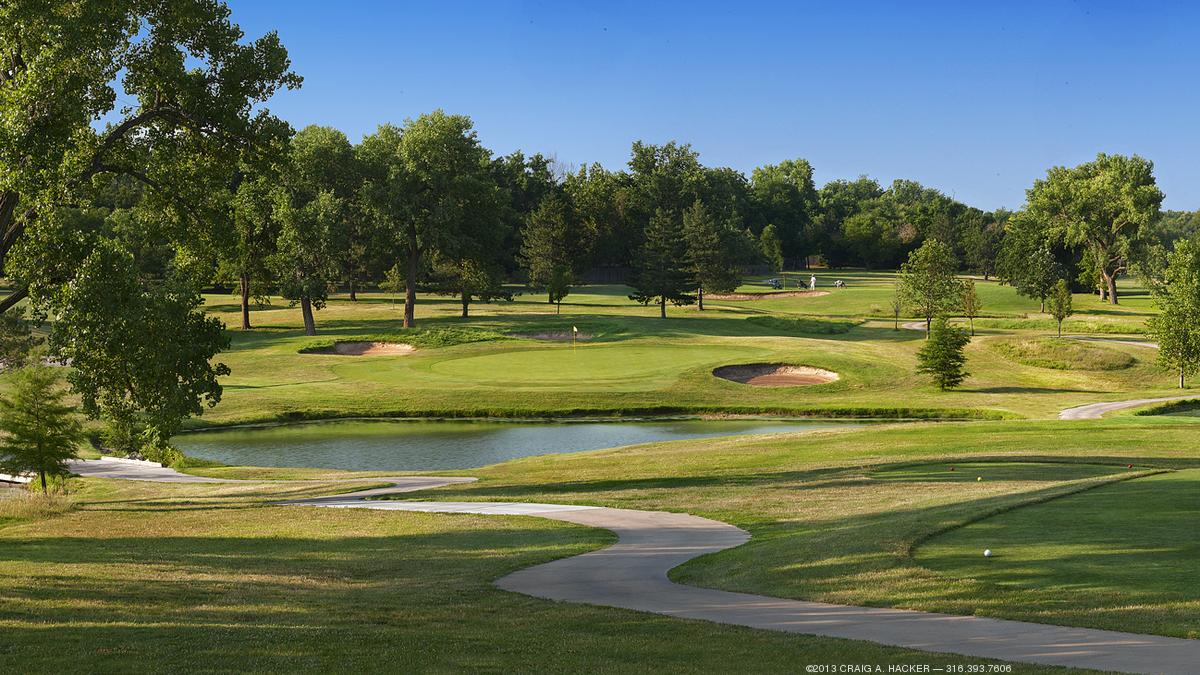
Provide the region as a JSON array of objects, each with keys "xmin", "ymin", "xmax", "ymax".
[
  {"xmin": 282, "ymin": 484, "xmax": 1200, "ymax": 674},
  {"xmin": 1058, "ymin": 396, "xmax": 1194, "ymax": 420},
  {"xmin": 70, "ymin": 459, "xmax": 1200, "ymax": 672}
]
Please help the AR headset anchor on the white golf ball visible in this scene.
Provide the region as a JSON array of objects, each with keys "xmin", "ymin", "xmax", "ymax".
[{"xmin": 983, "ymin": 549, "xmax": 993, "ymax": 558}]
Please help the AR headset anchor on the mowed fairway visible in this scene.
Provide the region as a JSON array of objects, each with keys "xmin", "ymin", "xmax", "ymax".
[{"xmin": 192, "ymin": 271, "xmax": 1181, "ymax": 426}]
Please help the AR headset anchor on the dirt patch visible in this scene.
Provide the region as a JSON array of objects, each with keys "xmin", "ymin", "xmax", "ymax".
[
  {"xmin": 713, "ymin": 363, "xmax": 839, "ymax": 387},
  {"xmin": 312, "ymin": 341, "xmax": 416, "ymax": 356},
  {"xmin": 707, "ymin": 290, "xmax": 830, "ymax": 301},
  {"xmin": 517, "ymin": 331, "xmax": 593, "ymax": 341}
]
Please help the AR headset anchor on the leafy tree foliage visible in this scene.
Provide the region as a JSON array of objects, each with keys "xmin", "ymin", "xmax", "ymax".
[
  {"xmin": 358, "ymin": 112, "xmax": 500, "ymax": 327},
  {"xmin": 0, "ymin": 0, "xmax": 297, "ymax": 442},
  {"xmin": 629, "ymin": 210, "xmax": 695, "ymax": 318},
  {"xmin": 898, "ymin": 240, "xmax": 963, "ymax": 335},
  {"xmin": 916, "ymin": 317, "xmax": 971, "ymax": 390},
  {"xmin": 520, "ymin": 194, "xmax": 582, "ymax": 309},
  {"xmin": 963, "ymin": 210, "xmax": 1008, "ymax": 279},
  {"xmin": 0, "ymin": 306, "xmax": 39, "ymax": 369},
  {"xmin": 1147, "ymin": 239, "xmax": 1200, "ymax": 388},
  {"xmin": 750, "ymin": 159, "xmax": 819, "ymax": 260},
  {"xmin": 960, "ymin": 280, "xmax": 982, "ymax": 336},
  {"xmin": 0, "ymin": 364, "xmax": 83, "ymax": 493},
  {"xmin": 683, "ymin": 201, "xmax": 743, "ymax": 310},
  {"xmin": 273, "ymin": 190, "xmax": 339, "ymax": 335},
  {"xmin": 221, "ymin": 167, "xmax": 280, "ymax": 330},
  {"xmin": 1048, "ymin": 279, "xmax": 1073, "ymax": 337},
  {"xmin": 759, "ymin": 224, "xmax": 784, "ymax": 275},
  {"xmin": 1023, "ymin": 153, "xmax": 1163, "ymax": 304}
]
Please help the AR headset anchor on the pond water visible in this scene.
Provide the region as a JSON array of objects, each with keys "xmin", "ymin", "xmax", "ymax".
[{"xmin": 175, "ymin": 419, "xmax": 860, "ymax": 471}]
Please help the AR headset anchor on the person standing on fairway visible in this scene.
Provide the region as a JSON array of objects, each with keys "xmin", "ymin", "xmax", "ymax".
[{"xmin": 809, "ymin": 274, "xmax": 817, "ymax": 290}]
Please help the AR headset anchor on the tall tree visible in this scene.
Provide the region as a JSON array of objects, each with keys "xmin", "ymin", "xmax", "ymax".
[
  {"xmin": 0, "ymin": 0, "xmax": 297, "ymax": 439},
  {"xmin": 963, "ymin": 210, "xmax": 1008, "ymax": 280},
  {"xmin": 359, "ymin": 112, "xmax": 499, "ymax": 327},
  {"xmin": 427, "ymin": 255, "xmax": 511, "ymax": 318},
  {"xmin": 0, "ymin": 365, "xmax": 83, "ymax": 494},
  {"xmin": 0, "ymin": 307, "xmax": 39, "ymax": 370},
  {"xmin": 629, "ymin": 210, "xmax": 694, "ymax": 318},
  {"xmin": 1147, "ymin": 239, "xmax": 1200, "ymax": 388},
  {"xmin": 760, "ymin": 224, "xmax": 784, "ymax": 275},
  {"xmin": 273, "ymin": 191, "xmax": 339, "ymax": 336},
  {"xmin": 750, "ymin": 159, "xmax": 818, "ymax": 260},
  {"xmin": 1023, "ymin": 153, "xmax": 1163, "ymax": 304},
  {"xmin": 683, "ymin": 201, "xmax": 742, "ymax": 310},
  {"xmin": 223, "ymin": 169, "xmax": 279, "ymax": 330},
  {"xmin": 520, "ymin": 193, "xmax": 582, "ymax": 310},
  {"xmin": 898, "ymin": 239, "xmax": 963, "ymax": 336}
]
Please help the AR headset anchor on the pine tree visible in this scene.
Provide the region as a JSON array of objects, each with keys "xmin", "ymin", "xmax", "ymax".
[
  {"xmin": 520, "ymin": 194, "xmax": 580, "ymax": 308},
  {"xmin": 1047, "ymin": 279, "xmax": 1074, "ymax": 337},
  {"xmin": 683, "ymin": 201, "xmax": 741, "ymax": 310},
  {"xmin": 629, "ymin": 209, "xmax": 695, "ymax": 318},
  {"xmin": 916, "ymin": 317, "xmax": 971, "ymax": 390},
  {"xmin": 0, "ymin": 365, "xmax": 84, "ymax": 493}
]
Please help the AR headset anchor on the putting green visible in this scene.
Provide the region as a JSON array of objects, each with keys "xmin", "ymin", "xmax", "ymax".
[
  {"xmin": 915, "ymin": 469, "xmax": 1200, "ymax": 599},
  {"xmin": 336, "ymin": 342, "xmax": 775, "ymax": 390}
]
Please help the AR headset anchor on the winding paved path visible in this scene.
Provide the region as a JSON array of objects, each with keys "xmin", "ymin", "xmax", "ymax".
[
  {"xmin": 70, "ymin": 458, "xmax": 1200, "ymax": 673},
  {"xmin": 1057, "ymin": 396, "xmax": 1194, "ymax": 420}
]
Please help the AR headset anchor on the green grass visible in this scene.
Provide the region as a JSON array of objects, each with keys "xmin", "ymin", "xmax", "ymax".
[
  {"xmin": 0, "ymin": 477, "xmax": 1061, "ymax": 673},
  {"xmin": 182, "ymin": 273, "xmax": 1180, "ymax": 427},
  {"xmin": 916, "ymin": 469, "xmax": 1200, "ymax": 638},
  {"xmin": 989, "ymin": 337, "xmax": 1137, "ymax": 371},
  {"xmin": 382, "ymin": 417, "xmax": 1200, "ymax": 638}
]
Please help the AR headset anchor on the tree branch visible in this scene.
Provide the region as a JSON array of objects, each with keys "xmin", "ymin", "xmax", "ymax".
[{"xmin": 0, "ymin": 284, "xmax": 28, "ymax": 314}]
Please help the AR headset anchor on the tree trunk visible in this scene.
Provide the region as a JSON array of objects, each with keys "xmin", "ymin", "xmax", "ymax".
[
  {"xmin": 39, "ymin": 470, "xmax": 47, "ymax": 495},
  {"xmin": 660, "ymin": 297, "xmax": 667, "ymax": 319},
  {"xmin": 1102, "ymin": 269, "xmax": 1118, "ymax": 305},
  {"xmin": 349, "ymin": 276, "xmax": 357, "ymax": 302},
  {"xmin": 697, "ymin": 286, "xmax": 704, "ymax": 311},
  {"xmin": 925, "ymin": 316, "xmax": 932, "ymax": 338},
  {"xmin": 555, "ymin": 300, "xmax": 561, "ymax": 315},
  {"xmin": 1181, "ymin": 366, "xmax": 1186, "ymax": 389},
  {"xmin": 300, "ymin": 296, "xmax": 316, "ymax": 336},
  {"xmin": 969, "ymin": 317, "xmax": 974, "ymax": 336},
  {"xmin": 404, "ymin": 249, "xmax": 418, "ymax": 328},
  {"xmin": 239, "ymin": 273, "xmax": 252, "ymax": 330},
  {"xmin": 1040, "ymin": 298, "xmax": 1045, "ymax": 313},
  {"xmin": 460, "ymin": 292, "xmax": 469, "ymax": 318},
  {"xmin": 0, "ymin": 284, "xmax": 28, "ymax": 314},
  {"xmin": 1057, "ymin": 320, "xmax": 1062, "ymax": 337}
]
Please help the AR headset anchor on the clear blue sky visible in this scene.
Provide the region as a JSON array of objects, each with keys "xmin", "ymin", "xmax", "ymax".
[{"xmin": 226, "ymin": 1, "xmax": 1200, "ymax": 211}]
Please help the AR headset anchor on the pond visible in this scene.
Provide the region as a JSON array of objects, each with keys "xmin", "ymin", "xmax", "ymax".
[{"xmin": 175, "ymin": 419, "xmax": 861, "ymax": 471}]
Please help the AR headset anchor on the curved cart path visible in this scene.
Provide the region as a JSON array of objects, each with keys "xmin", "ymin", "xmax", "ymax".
[
  {"xmin": 69, "ymin": 458, "xmax": 1200, "ymax": 673},
  {"xmin": 1058, "ymin": 396, "xmax": 1194, "ymax": 420}
]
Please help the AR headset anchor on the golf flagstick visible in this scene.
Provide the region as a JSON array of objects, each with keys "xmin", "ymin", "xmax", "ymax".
[{"xmin": 572, "ymin": 325, "xmax": 578, "ymax": 351}]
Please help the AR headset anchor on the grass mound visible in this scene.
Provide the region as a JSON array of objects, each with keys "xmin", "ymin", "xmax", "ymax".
[
  {"xmin": 299, "ymin": 326, "xmax": 506, "ymax": 354},
  {"xmin": 989, "ymin": 337, "xmax": 1135, "ymax": 371},
  {"xmin": 914, "ymin": 470, "xmax": 1197, "ymax": 618},
  {"xmin": 976, "ymin": 317, "xmax": 1147, "ymax": 334},
  {"xmin": 745, "ymin": 315, "xmax": 859, "ymax": 335},
  {"xmin": 1134, "ymin": 399, "xmax": 1200, "ymax": 416}
]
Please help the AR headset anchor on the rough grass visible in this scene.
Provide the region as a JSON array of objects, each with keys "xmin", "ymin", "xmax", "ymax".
[
  {"xmin": 0, "ymin": 489, "xmax": 76, "ymax": 528},
  {"xmin": 1134, "ymin": 398, "xmax": 1200, "ymax": 416},
  {"xmin": 744, "ymin": 315, "xmax": 860, "ymax": 334},
  {"xmin": 0, "ymin": 477, "xmax": 1061, "ymax": 673},
  {"xmin": 989, "ymin": 337, "xmax": 1136, "ymax": 371}
]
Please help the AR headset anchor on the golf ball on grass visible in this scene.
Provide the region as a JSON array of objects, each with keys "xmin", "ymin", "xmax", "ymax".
[{"xmin": 983, "ymin": 549, "xmax": 993, "ymax": 558}]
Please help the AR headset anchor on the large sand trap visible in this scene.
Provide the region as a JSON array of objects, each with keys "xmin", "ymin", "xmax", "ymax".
[
  {"xmin": 517, "ymin": 331, "xmax": 593, "ymax": 341},
  {"xmin": 713, "ymin": 363, "xmax": 839, "ymax": 387},
  {"xmin": 708, "ymin": 290, "xmax": 829, "ymax": 301},
  {"xmin": 312, "ymin": 341, "xmax": 416, "ymax": 356}
]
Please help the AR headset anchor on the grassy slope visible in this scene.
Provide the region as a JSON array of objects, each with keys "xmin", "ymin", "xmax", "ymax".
[
  {"xmin": 0, "ymin": 479, "xmax": 1063, "ymax": 673},
  {"xmin": 386, "ymin": 417, "xmax": 1200, "ymax": 638},
  {"xmin": 192, "ymin": 272, "xmax": 1175, "ymax": 426}
]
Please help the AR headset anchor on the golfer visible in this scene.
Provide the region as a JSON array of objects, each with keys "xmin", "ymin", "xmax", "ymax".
[{"xmin": 809, "ymin": 274, "xmax": 817, "ymax": 290}]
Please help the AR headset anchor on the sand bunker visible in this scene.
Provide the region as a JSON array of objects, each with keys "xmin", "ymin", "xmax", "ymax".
[
  {"xmin": 707, "ymin": 291, "xmax": 829, "ymax": 301},
  {"xmin": 517, "ymin": 331, "xmax": 593, "ymax": 341},
  {"xmin": 313, "ymin": 341, "xmax": 416, "ymax": 356},
  {"xmin": 713, "ymin": 363, "xmax": 839, "ymax": 387}
]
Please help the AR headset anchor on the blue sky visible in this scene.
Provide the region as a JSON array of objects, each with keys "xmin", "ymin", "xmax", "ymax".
[{"xmin": 226, "ymin": 1, "xmax": 1200, "ymax": 211}]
